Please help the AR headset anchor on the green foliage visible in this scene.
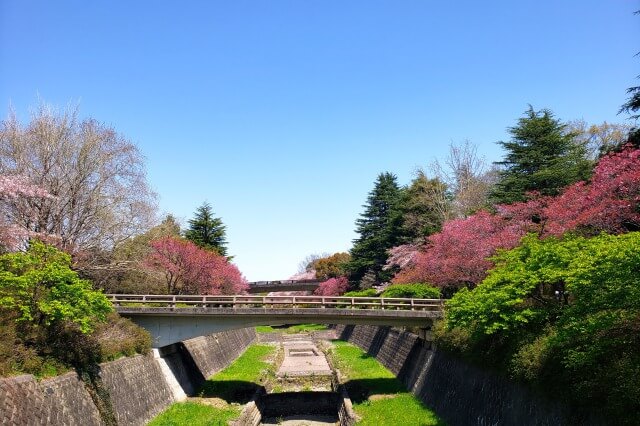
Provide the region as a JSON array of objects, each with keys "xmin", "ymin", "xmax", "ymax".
[
  {"xmin": 0, "ymin": 241, "xmax": 112, "ymax": 334},
  {"xmin": 439, "ymin": 232, "xmax": 640, "ymax": 423},
  {"xmin": 343, "ymin": 289, "xmax": 379, "ymax": 297},
  {"xmin": 184, "ymin": 202, "xmax": 228, "ymax": 256},
  {"xmin": 445, "ymin": 234, "xmax": 576, "ymax": 337},
  {"xmin": 348, "ymin": 172, "xmax": 403, "ymax": 286},
  {"xmin": 395, "ymin": 171, "xmax": 448, "ymax": 242},
  {"xmin": 491, "ymin": 107, "xmax": 592, "ymax": 204},
  {"xmin": 381, "ymin": 283, "xmax": 440, "ymax": 299},
  {"xmin": 92, "ymin": 313, "xmax": 152, "ymax": 361},
  {"xmin": 0, "ymin": 243, "xmax": 151, "ymax": 377},
  {"xmin": 312, "ymin": 252, "xmax": 351, "ymax": 280}
]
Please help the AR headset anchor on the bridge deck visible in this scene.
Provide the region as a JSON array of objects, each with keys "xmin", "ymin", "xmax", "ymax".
[
  {"xmin": 108, "ymin": 294, "xmax": 443, "ymax": 347},
  {"xmin": 107, "ymin": 294, "xmax": 444, "ymax": 312}
]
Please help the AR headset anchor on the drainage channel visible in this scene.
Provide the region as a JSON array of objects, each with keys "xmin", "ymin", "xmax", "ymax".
[{"xmin": 234, "ymin": 338, "xmax": 356, "ymax": 426}]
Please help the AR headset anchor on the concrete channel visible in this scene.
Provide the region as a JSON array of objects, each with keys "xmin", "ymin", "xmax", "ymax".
[{"xmin": 234, "ymin": 332, "xmax": 357, "ymax": 426}]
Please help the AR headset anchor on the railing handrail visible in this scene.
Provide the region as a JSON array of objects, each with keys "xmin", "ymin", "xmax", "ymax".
[
  {"xmin": 106, "ymin": 294, "xmax": 444, "ymax": 312},
  {"xmin": 248, "ymin": 279, "xmax": 323, "ymax": 286}
]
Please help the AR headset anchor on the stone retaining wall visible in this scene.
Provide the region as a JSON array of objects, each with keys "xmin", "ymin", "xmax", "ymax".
[
  {"xmin": 0, "ymin": 327, "xmax": 256, "ymax": 425},
  {"xmin": 100, "ymin": 353, "xmax": 175, "ymax": 426},
  {"xmin": 334, "ymin": 324, "xmax": 601, "ymax": 426},
  {"xmin": 0, "ymin": 373, "xmax": 102, "ymax": 426},
  {"xmin": 184, "ymin": 327, "xmax": 256, "ymax": 378}
]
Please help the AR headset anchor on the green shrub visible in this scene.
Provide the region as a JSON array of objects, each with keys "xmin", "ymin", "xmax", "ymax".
[
  {"xmin": 93, "ymin": 313, "xmax": 152, "ymax": 360},
  {"xmin": 439, "ymin": 232, "xmax": 640, "ymax": 424},
  {"xmin": 343, "ymin": 289, "xmax": 378, "ymax": 297},
  {"xmin": 0, "ymin": 242, "xmax": 150, "ymax": 377},
  {"xmin": 381, "ymin": 283, "xmax": 440, "ymax": 299}
]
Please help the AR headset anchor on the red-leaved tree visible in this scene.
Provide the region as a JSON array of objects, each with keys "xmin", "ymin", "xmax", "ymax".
[
  {"xmin": 392, "ymin": 145, "xmax": 640, "ymax": 290},
  {"xmin": 543, "ymin": 145, "xmax": 640, "ymax": 235},
  {"xmin": 392, "ymin": 209, "xmax": 534, "ymax": 289},
  {"xmin": 144, "ymin": 236, "xmax": 248, "ymax": 295},
  {"xmin": 314, "ymin": 277, "xmax": 349, "ymax": 296}
]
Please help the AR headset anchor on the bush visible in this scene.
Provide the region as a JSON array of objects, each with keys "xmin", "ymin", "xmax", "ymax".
[
  {"xmin": 381, "ymin": 283, "xmax": 440, "ymax": 299},
  {"xmin": 93, "ymin": 313, "xmax": 152, "ymax": 360},
  {"xmin": 343, "ymin": 289, "xmax": 379, "ymax": 297},
  {"xmin": 0, "ymin": 243, "xmax": 151, "ymax": 377},
  {"xmin": 439, "ymin": 232, "xmax": 640, "ymax": 424}
]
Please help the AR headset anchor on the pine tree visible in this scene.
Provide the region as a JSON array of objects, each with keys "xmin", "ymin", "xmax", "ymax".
[
  {"xmin": 348, "ymin": 172, "xmax": 402, "ymax": 287},
  {"xmin": 184, "ymin": 202, "xmax": 228, "ymax": 256},
  {"xmin": 491, "ymin": 107, "xmax": 592, "ymax": 204}
]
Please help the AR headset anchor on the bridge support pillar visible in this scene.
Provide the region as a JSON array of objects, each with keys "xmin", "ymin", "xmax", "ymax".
[{"xmin": 417, "ymin": 327, "xmax": 433, "ymax": 343}]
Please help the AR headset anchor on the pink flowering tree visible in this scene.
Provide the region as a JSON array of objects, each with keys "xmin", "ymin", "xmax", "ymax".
[
  {"xmin": 144, "ymin": 236, "xmax": 248, "ymax": 295},
  {"xmin": 0, "ymin": 175, "xmax": 55, "ymax": 251},
  {"xmin": 392, "ymin": 195, "xmax": 551, "ymax": 290},
  {"xmin": 543, "ymin": 145, "xmax": 640, "ymax": 235},
  {"xmin": 392, "ymin": 145, "xmax": 640, "ymax": 291},
  {"xmin": 385, "ymin": 244, "xmax": 420, "ymax": 271},
  {"xmin": 314, "ymin": 276, "xmax": 349, "ymax": 296}
]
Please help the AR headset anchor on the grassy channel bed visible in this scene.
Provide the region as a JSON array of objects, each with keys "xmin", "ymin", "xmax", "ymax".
[
  {"xmin": 148, "ymin": 344, "xmax": 276, "ymax": 426},
  {"xmin": 329, "ymin": 341, "xmax": 445, "ymax": 426},
  {"xmin": 255, "ymin": 323, "xmax": 328, "ymax": 333}
]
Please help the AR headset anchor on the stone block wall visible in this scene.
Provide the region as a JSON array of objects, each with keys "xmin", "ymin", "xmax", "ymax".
[
  {"xmin": 0, "ymin": 373, "xmax": 102, "ymax": 426},
  {"xmin": 183, "ymin": 327, "xmax": 256, "ymax": 378},
  {"xmin": 334, "ymin": 324, "xmax": 600, "ymax": 426},
  {"xmin": 0, "ymin": 327, "xmax": 257, "ymax": 425},
  {"xmin": 100, "ymin": 353, "xmax": 175, "ymax": 426}
]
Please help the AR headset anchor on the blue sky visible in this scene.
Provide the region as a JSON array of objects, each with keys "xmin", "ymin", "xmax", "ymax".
[{"xmin": 1, "ymin": 1, "xmax": 638, "ymax": 280}]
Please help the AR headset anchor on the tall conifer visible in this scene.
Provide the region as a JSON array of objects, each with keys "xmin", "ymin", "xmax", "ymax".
[
  {"xmin": 348, "ymin": 172, "xmax": 402, "ymax": 287},
  {"xmin": 184, "ymin": 202, "xmax": 228, "ymax": 256},
  {"xmin": 491, "ymin": 107, "xmax": 592, "ymax": 204}
]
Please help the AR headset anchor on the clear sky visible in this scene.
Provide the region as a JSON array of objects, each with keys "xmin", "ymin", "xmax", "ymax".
[{"xmin": 1, "ymin": 1, "xmax": 638, "ymax": 280}]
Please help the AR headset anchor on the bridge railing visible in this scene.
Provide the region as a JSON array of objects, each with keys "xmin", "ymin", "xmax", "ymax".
[
  {"xmin": 106, "ymin": 294, "xmax": 444, "ymax": 311},
  {"xmin": 248, "ymin": 279, "xmax": 322, "ymax": 286}
]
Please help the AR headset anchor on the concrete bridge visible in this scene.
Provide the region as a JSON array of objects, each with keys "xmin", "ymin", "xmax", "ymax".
[
  {"xmin": 108, "ymin": 294, "xmax": 443, "ymax": 348},
  {"xmin": 246, "ymin": 279, "xmax": 322, "ymax": 294}
]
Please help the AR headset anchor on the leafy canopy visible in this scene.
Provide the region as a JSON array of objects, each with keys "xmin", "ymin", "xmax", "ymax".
[
  {"xmin": 381, "ymin": 283, "xmax": 440, "ymax": 299},
  {"xmin": 0, "ymin": 241, "xmax": 112, "ymax": 333}
]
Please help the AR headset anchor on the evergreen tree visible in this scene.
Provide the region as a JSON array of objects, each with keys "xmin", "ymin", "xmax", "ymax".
[
  {"xmin": 396, "ymin": 171, "xmax": 448, "ymax": 243},
  {"xmin": 491, "ymin": 107, "xmax": 592, "ymax": 204},
  {"xmin": 184, "ymin": 202, "xmax": 228, "ymax": 256},
  {"xmin": 348, "ymin": 172, "xmax": 402, "ymax": 287}
]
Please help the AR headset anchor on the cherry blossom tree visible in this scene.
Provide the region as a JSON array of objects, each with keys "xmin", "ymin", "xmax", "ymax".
[
  {"xmin": 144, "ymin": 237, "xmax": 248, "ymax": 295},
  {"xmin": 543, "ymin": 145, "xmax": 640, "ymax": 235},
  {"xmin": 392, "ymin": 210, "xmax": 532, "ymax": 289},
  {"xmin": 0, "ymin": 175, "xmax": 54, "ymax": 251},
  {"xmin": 314, "ymin": 277, "xmax": 349, "ymax": 296}
]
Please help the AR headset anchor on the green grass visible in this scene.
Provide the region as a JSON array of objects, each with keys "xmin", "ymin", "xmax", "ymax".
[
  {"xmin": 198, "ymin": 344, "xmax": 276, "ymax": 403},
  {"xmin": 148, "ymin": 344, "xmax": 276, "ymax": 424},
  {"xmin": 147, "ymin": 401, "xmax": 240, "ymax": 426},
  {"xmin": 330, "ymin": 341, "xmax": 445, "ymax": 426},
  {"xmin": 255, "ymin": 323, "xmax": 328, "ymax": 333}
]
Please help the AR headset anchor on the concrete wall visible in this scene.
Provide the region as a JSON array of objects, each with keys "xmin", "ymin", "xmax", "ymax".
[
  {"xmin": 0, "ymin": 327, "xmax": 256, "ymax": 426},
  {"xmin": 335, "ymin": 324, "xmax": 601, "ymax": 426}
]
